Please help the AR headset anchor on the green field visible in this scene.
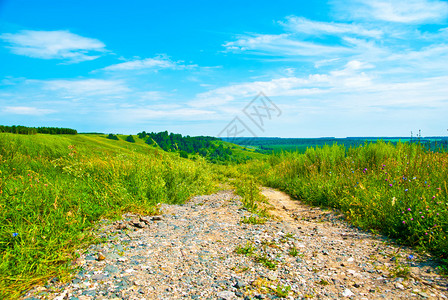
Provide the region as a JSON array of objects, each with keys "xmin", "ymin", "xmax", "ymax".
[
  {"xmin": 222, "ymin": 137, "xmax": 448, "ymax": 154},
  {"xmin": 1, "ymin": 132, "xmax": 447, "ymax": 298}
]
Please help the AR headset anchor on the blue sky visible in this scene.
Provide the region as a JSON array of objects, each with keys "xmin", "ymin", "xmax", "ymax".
[{"xmin": 1, "ymin": 0, "xmax": 447, "ymax": 137}]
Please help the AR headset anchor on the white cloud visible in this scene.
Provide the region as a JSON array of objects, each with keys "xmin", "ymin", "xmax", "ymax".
[
  {"xmin": 102, "ymin": 55, "xmax": 192, "ymax": 71},
  {"xmin": 3, "ymin": 106, "xmax": 55, "ymax": 115},
  {"xmin": 0, "ymin": 30, "xmax": 106, "ymax": 63},
  {"xmin": 345, "ymin": 0, "xmax": 448, "ymax": 24},
  {"xmin": 43, "ymin": 79, "xmax": 130, "ymax": 95},
  {"xmin": 190, "ymin": 75, "xmax": 331, "ymax": 108},
  {"xmin": 137, "ymin": 91, "xmax": 166, "ymax": 101},
  {"xmin": 224, "ymin": 34, "xmax": 352, "ymax": 57},
  {"xmin": 281, "ymin": 16, "xmax": 383, "ymax": 38},
  {"xmin": 108, "ymin": 107, "xmax": 217, "ymax": 122}
]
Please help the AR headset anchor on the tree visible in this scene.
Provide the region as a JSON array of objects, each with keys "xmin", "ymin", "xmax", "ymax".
[
  {"xmin": 126, "ymin": 135, "xmax": 135, "ymax": 143},
  {"xmin": 179, "ymin": 150, "xmax": 188, "ymax": 158},
  {"xmin": 107, "ymin": 134, "xmax": 119, "ymax": 140}
]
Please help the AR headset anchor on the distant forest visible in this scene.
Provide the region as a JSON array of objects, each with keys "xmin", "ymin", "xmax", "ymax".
[
  {"xmin": 138, "ymin": 131, "xmax": 233, "ymax": 162},
  {"xmin": 0, "ymin": 125, "xmax": 77, "ymax": 135}
]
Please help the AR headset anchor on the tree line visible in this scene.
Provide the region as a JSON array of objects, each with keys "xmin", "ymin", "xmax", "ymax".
[
  {"xmin": 137, "ymin": 131, "xmax": 233, "ymax": 162},
  {"xmin": 0, "ymin": 125, "xmax": 77, "ymax": 135}
]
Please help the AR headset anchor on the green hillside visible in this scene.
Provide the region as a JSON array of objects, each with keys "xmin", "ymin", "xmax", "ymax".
[{"xmin": 0, "ymin": 133, "xmax": 222, "ymax": 298}]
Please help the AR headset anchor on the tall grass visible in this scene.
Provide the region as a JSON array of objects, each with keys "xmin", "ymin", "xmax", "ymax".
[
  {"xmin": 0, "ymin": 133, "xmax": 217, "ymax": 298},
  {"xmin": 245, "ymin": 142, "xmax": 448, "ymax": 260}
]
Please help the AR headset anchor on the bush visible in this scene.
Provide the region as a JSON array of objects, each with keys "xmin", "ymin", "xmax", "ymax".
[
  {"xmin": 107, "ymin": 134, "xmax": 119, "ymax": 140},
  {"xmin": 126, "ymin": 135, "xmax": 135, "ymax": 143}
]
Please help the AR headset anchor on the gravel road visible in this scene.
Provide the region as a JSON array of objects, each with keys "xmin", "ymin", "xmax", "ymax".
[{"xmin": 24, "ymin": 188, "xmax": 448, "ymax": 299}]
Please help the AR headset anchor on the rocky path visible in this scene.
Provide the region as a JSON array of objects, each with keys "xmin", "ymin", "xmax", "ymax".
[{"xmin": 25, "ymin": 188, "xmax": 447, "ymax": 299}]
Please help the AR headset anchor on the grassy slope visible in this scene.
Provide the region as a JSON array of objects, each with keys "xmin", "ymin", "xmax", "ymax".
[{"xmin": 0, "ymin": 133, "xmax": 218, "ymax": 298}]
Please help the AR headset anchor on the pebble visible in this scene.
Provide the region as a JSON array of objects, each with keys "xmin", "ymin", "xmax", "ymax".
[
  {"xmin": 395, "ymin": 283, "xmax": 405, "ymax": 290},
  {"xmin": 217, "ymin": 290, "xmax": 236, "ymax": 299},
  {"xmin": 343, "ymin": 288, "xmax": 355, "ymax": 297}
]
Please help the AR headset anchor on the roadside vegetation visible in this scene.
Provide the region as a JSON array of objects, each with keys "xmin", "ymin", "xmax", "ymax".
[
  {"xmin": 0, "ymin": 130, "xmax": 447, "ymax": 298},
  {"xmin": 0, "ymin": 133, "xmax": 217, "ymax": 298},
  {"xmin": 243, "ymin": 142, "xmax": 448, "ymax": 266}
]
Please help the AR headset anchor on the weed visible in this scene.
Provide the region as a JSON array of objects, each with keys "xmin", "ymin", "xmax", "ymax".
[
  {"xmin": 261, "ymin": 240, "xmax": 279, "ymax": 249},
  {"xmin": 272, "ymin": 283, "xmax": 291, "ymax": 297},
  {"xmin": 288, "ymin": 247, "xmax": 300, "ymax": 257},
  {"xmin": 255, "ymin": 254, "xmax": 277, "ymax": 270},
  {"xmin": 284, "ymin": 233, "xmax": 294, "ymax": 239},
  {"xmin": 235, "ymin": 242, "xmax": 256, "ymax": 256},
  {"xmin": 437, "ymin": 259, "xmax": 448, "ymax": 276},
  {"xmin": 241, "ymin": 216, "xmax": 266, "ymax": 225},
  {"xmin": 236, "ymin": 266, "xmax": 249, "ymax": 273},
  {"xmin": 389, "ymin": 263, "xmax": 410, "ymax": 279}
]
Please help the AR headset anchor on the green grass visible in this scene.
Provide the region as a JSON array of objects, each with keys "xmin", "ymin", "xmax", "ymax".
[
  {"xmin": 288, "ymin": 246, "xmax": 300, "ymax": 257},
  {"xmin": 243, "ymin": 141, "xmax": 448, "ymax": 262},
  {"xmin": 272, "ymin": 284, "xmax": 291, "ymax": 297},
  {"xmin": 235, "ymin": 242, "xmax": 256, "ymax": 256},
  {"xmin": 0, "ymin": 133, "xmax": 218, "ymax": 298},
  {"xmin": 241, "ymin": 216, "xmax": 267, "ymax": 224},
  {"xmin": 233, "ymin": 175, "xmax": 270, "ymax": 218},
  {"xmin": 254, "ymin": 254, "xmax": 277, "ymax": 270}
]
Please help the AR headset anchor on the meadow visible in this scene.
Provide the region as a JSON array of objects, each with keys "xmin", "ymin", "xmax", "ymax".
[
  {"xmin": 0, "ymin": 133, "xmax": 218, "ymax": 298},
  {"xmin": 0, "ymin": 132, "xmax": 447, "ymax": 298},
  {"xmin": 241, "ymin": 142, "xmax": 448, "ymax": 265}
]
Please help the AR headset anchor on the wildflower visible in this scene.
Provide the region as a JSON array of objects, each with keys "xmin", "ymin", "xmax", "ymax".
[
  {"xmin": 389, "ymin": 184, "xmax": 393, "ymax": 187},
  {"xmin": 411, "ymin": 218, "xmax": 414, "ymax": 221},
  {"xmin": 425, "ymin": 232, "xmax": 428, "ymax": 235},
  {"xmin": 402, "ymin": 211, "xmax": 405, "ymax": 214},
  {"xmin": 408, "ymin": 254, "xmax": 414, "ymax": 260},
  {"xmin": 432, "ymin": 196, "xmax": 436, "ymax": 199},
  {"xmin": 12, "ymin": 233, "xmax": 18, "ymax": 237},
  {"xmin": 421, "ymin": 216, "xmax": 424, "ymax": 218},
  {"xmin": 402, "ymin": 221, "xmax": 406, "ymax": 224},
  {"xmin": 405, "ymin": 189, "xmax": 408, "ymax": 192},
  {"xmin": 408, "ymin": 208, "xmax": 411, "ymax": 211}
]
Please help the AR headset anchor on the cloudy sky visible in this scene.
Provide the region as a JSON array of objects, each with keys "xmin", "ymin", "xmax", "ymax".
[{"xmin": 1, "ymin": 0, "xmax": 447, "ymax": 137}]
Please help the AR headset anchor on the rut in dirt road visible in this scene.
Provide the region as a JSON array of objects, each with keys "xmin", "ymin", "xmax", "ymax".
[{"xmin": 24, "ymin": 188, "xmax": 448, "ymax": 299}]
